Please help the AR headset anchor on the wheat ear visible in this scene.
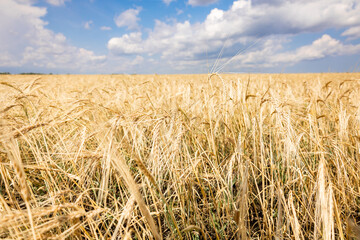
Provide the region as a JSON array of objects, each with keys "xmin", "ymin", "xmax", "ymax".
[{"xmin": 6, "ymin": 138, "xmax": 37, "ymax": 240}]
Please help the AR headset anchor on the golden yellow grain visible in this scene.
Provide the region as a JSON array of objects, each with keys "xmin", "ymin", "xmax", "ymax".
[{"xmin": 0, "ymin": 73, "xmax": 360, "ymax": 239}]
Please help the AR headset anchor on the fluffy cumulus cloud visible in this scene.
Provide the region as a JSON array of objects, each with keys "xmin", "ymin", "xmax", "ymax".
[
  {"xmin": 108, "ymin": 0, "xmax": 360, "ymax": 72},
  {"xmin": 108, "ymin": 32, "xmax": 144, "ymax": 55},
  {"xmin": 226, "ymin": 34, "xmax": 360, "ymax": 70},
  {"xmin": 0, "ymin": 0, "xmax": 105, "ymax": 72},
  {"xmin": 114, "ymin": 7, "xmax": 142, "ymax": 30},
  {"xmin": 271, "ymin": 34, "xmax": 360, "ymax": 64},
  {"xmin": 188, "ymin": 0, "xmax": 218, "ymax": 6}
]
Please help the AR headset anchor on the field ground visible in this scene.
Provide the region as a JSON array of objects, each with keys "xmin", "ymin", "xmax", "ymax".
[{"xmin": 1, "ymin": 73, "xmax": 360, "ymax": 239}]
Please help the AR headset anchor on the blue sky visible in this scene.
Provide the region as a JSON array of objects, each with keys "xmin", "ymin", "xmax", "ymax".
[{"xmin": 1, "ymin": 0, "xmax": 360, "ymax": 74}]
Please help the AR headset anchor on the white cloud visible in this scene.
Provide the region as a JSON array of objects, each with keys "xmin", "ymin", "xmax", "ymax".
[
  {"xmin": 114, "ymin": 7, "xmax": 142, "ymax": 30},
  {"xmin": 46, "ymin": 0, "xmax": 70, "ymax": 6},
  {"xmin": 163, "ymin": 0, "xmax": 175, "ymax": 5},
  {"xmin": 188, "ymin": 0, "xmax": 218, "ymax": 6},
  {"xmin": 0, "ymin": 0, "xmax": 105, "ymax": 72},
  {"xmin": 108, "ymin": 0, "xmax": 360, "ymax": 72},
  {"xmin": 84, "ymin": 20, "xmax": 93, "ymax": 29},
  {"xmin": 100, "ymin": 26, "xmax": 112, "ymax": 31},
  {"xmin": 225, "ymin": 34, "xmax": 360, "ymax": 70},
  {"xmin": 108, "ymin": 32, "xmax": 144, "ymax": 55},
  {"xmin": 200, "ymin": 34, "xmax": 360, "ymax": 71},
  {"xmin": 342, "ymin": 26, "xmax": 360, "ymax": 40},
  {"xmin": 270, "ymin": 34, "xmax": 360, "ymax": 65}
]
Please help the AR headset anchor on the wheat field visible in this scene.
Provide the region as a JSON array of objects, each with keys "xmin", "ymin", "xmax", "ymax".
[{"xmin": 1, "ymin": 73, "xmax": 360, "ymax": 239}]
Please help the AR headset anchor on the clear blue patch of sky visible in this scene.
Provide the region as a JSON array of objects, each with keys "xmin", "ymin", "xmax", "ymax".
[
  {"xmin": 35, "ymin": 0, "xmax": 121, "ymax": 55},
  {"xmin": 282, "ymin": 55, "xmax": 360, "ymax": 73}
]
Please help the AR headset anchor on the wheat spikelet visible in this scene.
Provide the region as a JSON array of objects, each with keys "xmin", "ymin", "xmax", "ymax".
[
  {"xmin": 314, "ymin": 157, "xmax": 334, "ymax": 240},
  {"xmin": 4, "ymin": 138, "xmax": 36, "ymax": 240},
  {"xmin": 6, "ymin": 138, "xmax": 31, "ymax": 202},
  {"xmin": 125, "ymin": 129, "xmax": 183, "ymax": 239},
  {"xmin": 288, "ymin": 192, "xmax": 303, "ymax": 240},
  {"xmin": 112, "ymin": 195, "xmax": 135, "ymax": 240},
  {"xmin": 235, "ymin": 134, "xmax": 249, "ymax": 240},
  {"xmin": 111, "ymin": 150, "xmax": 161, "ymax": 240}
]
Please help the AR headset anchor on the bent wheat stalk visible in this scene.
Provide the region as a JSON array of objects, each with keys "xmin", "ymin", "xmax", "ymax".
[{"xmin": 110, "ymin": 148, "xmax": 161, "ymax": 240}]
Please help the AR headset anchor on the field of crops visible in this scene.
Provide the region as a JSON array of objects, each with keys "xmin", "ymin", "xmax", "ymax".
[{"xmin": 1, "ymin": 73, "xmax": 360, "ymax": 239}]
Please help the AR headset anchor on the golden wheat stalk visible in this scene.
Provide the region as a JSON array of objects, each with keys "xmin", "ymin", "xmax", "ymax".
[
  {"xmin": 4, "ymin": 138, "xmax": 36, "ymax": 240},
  {"xmin": 110, "ymin": 149, "xmax": 161, "ymax": 240}
]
